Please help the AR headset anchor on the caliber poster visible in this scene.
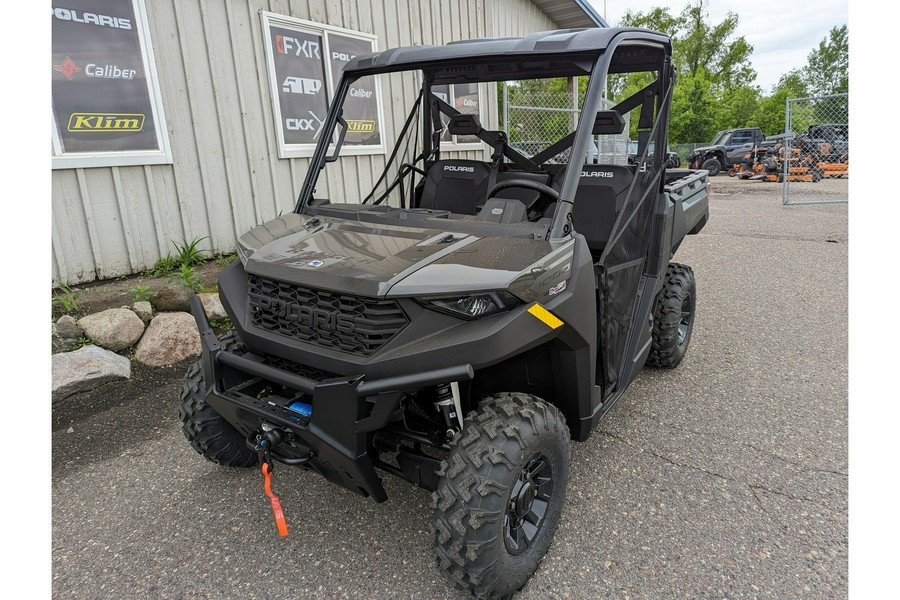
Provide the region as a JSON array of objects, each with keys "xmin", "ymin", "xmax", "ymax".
[
  {"xmin": 326, "ymin": 34, "xmax": 381, "ymax": 147},
  {"xmin": 52, "ymin": 1, "xmax": 160, "ymax": 153}
]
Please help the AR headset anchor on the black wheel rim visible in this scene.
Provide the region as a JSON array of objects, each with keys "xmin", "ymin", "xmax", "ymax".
[
  {"xmin": 677, "ymin": 292, "xmax": 692, "ymax": 346},
  {"xmin": 504, "ymin": 453, "xmax": 554, "ymax": 556}
]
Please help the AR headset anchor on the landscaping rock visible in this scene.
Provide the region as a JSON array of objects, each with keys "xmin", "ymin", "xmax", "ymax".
[
  {"xmin": 152, "ymin": 282, "xmax": 195, "ymax": 312},
  {"xmin": 198, "ymin": 292, "xmax": 227, "ymax": 320},
  {"xmin": 133, "ymin": 301, "xmax": 153, "ymax": 324},
  {"xmin": 52, "ymin": 345, "xmax": 131, "ymax": 401},
  {"xmin": 134, "ymin": 312, "xmax": 201, "ymax": 367},
  {"xmin": 52, "ymin": 315, "xmax": 83, "ymax": 353},
  {"xmin": 77, "ymin": 308, "xmax": 145, "ymax": 352}
]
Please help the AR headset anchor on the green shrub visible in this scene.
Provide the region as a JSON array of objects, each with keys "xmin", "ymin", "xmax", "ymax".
[{"xmin": 173, "ymin": 236, "xmax": 209, "ymax": 268}]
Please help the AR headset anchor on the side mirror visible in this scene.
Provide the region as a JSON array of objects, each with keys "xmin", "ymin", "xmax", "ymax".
[
  {"xmin": 325, "ymin": 116, "xmax": 348, "ymax": 163},
  {"xmin": 592, "ymin": 110, "xmax": 625, "ymax": 135}
]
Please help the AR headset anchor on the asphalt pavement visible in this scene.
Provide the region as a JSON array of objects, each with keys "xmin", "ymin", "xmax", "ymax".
[{"xmin": 52, "ymin": 177, "xmax": 848, "ymax": 599}]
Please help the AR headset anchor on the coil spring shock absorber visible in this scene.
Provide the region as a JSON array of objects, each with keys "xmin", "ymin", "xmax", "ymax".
[{"xmin": 433, "ymin": 383, "xmax": 459, "ymax": 441}]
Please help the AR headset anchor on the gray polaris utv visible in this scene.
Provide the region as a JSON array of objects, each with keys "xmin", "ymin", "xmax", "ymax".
[{"xmin": 179, "ymin": 26, "xmax": 709, "ymax": 599}]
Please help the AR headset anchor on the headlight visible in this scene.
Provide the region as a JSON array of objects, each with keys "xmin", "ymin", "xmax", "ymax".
[{"xmin": 418, "ymin": 291, "xmax": 522, "ymax": 320}]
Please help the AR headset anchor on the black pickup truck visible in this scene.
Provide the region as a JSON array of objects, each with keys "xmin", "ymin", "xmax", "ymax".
[
  {"xmin": 796, "ymin": 123, "xmax": 849, "ymax": 159},
  {"xmin": 688, "ymin": 127, "xmax": 766, "ymax": 175}
]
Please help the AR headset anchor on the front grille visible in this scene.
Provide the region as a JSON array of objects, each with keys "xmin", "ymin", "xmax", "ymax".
[
  {"xmin": 263, "ymin": 356, "xmax": 338, "ymax": 381},
  {"xmin": 248, "ymin": 274, "xmax": 408, "ymax": 356}
]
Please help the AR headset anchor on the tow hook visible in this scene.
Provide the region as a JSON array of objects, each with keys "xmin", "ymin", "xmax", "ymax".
[
  {"xmin": 252, "ymin": 424, "xmax": 317, "ymax": 467},
  {"xmin": 255, "ymin": 426, "xmax": 283, "ymax": 467}
]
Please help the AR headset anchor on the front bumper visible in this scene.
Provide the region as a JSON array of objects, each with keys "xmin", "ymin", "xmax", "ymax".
[{"xmin": 190, "ymin": 295, "xmax": 473, "ymax": 502}]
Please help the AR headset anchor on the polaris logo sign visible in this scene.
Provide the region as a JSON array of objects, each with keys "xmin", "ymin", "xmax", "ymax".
[
  {"xmin": 581, "ymin": 171, "xmax": 614, "ymax": 178},
  {"xmin": 252, "ymin": 296, "xmax": 357, "ymax": 334},
  {"xmin": 444, "ymin": 165, "xmax": 475, "ymax": 173},
  {"xmin": 53, "ymin": 7, "xmax": 132, "ymax": 30}
]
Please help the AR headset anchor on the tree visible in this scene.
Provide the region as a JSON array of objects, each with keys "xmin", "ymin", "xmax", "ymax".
[
  {"xmin": 676, "ymin": 1, "xmax": 755, "ymax": 89},
  {"xmin": 750, "ymin": 70, "xmax": 808, "ymax": 135},
  {"xmin": 616, "ymin": 1, "xmax": 756, "ymax": 142},
  {"xmin": 618, "ymin": 0, "xmax": 755, "ymax": 89},
  {"xmin": 717, "ymin": 84, "xmax": 762, "ymax": 131},
  {"xmin": 669, "ymin": 69, "xmax": 718, "ymax": 143},
  {"xmin": 804, "ymin": 25, "xmax": 849, "ymax": 96}
]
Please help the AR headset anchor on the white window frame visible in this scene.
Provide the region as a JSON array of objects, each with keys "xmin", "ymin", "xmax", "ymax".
[
  {"xmin": 51, "ymin": 0, "xmax": 172, "ymax": 170},
  {"xmin": 261, "ymin": 12, "xmax": 386, "ymax": 159},
  {"xmin": 437, "ymin": 83, "xmax": 488, "ymax": 152}
]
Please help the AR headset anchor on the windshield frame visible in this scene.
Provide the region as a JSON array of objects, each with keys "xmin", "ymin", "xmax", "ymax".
[{"xmin": 294, "ymin": 32, "xmax": 672, "ymax": 241}]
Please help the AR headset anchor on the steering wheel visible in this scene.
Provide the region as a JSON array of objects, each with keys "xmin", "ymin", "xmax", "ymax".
[{"xmin": 487, "ymin": 179, "xmax": 560, "ymax": 220}]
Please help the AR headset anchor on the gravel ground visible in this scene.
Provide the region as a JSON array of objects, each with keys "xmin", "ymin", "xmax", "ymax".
[{"xmin": 52, "ymin": 177, "xmax": 848, "ymax": 599}]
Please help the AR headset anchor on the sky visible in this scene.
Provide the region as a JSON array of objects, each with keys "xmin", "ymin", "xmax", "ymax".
[{"xmin": 587, "ymin": 0, "xmax": 848, "ymax": 91}]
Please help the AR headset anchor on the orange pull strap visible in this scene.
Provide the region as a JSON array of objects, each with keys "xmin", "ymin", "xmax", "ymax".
[{"xmin": 261, "ymin": 462, "xmax": 289, "ymax": 537}]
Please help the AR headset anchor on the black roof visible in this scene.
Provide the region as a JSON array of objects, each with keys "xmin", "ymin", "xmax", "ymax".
[{"xmin": 343, "ymin": 28, "xmax": 671, "ymax": 76}]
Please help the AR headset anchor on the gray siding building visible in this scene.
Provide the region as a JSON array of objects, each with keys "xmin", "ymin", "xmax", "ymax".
[{"xmin": 51, "ymin": 0, "xmax": 604, "ymax": 285}]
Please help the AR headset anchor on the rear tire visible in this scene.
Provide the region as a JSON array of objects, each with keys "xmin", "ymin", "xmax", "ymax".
[
  {"xmin": 179, "ymin": 331, "xmax": 257, "ymax": 467},
  {"xmin": 647, "ymin": 263, "xmax": 696, "ymax": 368},
  {"xmin": 433, "ymin": 393, "xmax": 570, "ymax": 599},
  {"xmin": 700, "ymin": 157, "xmax": 721, "ymax": 176}
]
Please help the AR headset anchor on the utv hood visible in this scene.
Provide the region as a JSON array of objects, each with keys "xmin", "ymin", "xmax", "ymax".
[{"xmin": 237, "ymin": 213, "xmax": 560, "ymax": 298}]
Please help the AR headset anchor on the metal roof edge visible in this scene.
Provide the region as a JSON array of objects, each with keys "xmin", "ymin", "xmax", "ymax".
[
  {"xmin": 572, "ymin": 0, "xmax": 609, "ymax": 27},
  {"xmin": 531, "ymin": 0, "xmax": 609, "ymax": 29}
]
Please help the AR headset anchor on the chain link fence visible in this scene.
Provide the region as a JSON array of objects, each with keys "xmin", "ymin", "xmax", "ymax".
[
  {"xmin": 782, "ymin": 93, "xmax": 849, "ymax": 205},
  {"xmin": 499, "ymin": 81, "xmax": 629, "ymax": 165},
  {"xmin": 670, "ymin": 143, "xmax": 706, "ymax": 163}
]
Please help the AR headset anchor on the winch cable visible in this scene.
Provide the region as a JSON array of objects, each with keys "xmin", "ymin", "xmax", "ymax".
[{"xmin": 261, "ymin": 462, "xmax": 289, "ymax": 537}]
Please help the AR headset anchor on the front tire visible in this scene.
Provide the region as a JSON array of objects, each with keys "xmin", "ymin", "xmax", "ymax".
[
  {"xmin": 433, "ymin": 393, "xmax": 570, "ymax": 599},
  {"xmin": 178, "ymin": 331, "xmax": 257, "ymax": 467},
  {"xmin": 700, "ymin": 157, "xmax": 722, "ymax": 176},
  {"xmin": 647, "ymin": 263, "xmax": 696, "ymax": 368}
]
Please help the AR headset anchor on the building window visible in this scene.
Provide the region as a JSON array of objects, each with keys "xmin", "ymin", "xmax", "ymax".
[
  {"xmin": 51, "ymin": 0, "xmax": 172, "ymax": 169},
  {"xmin": 431, "ymin": 83, "xmax": 487, "ymax": 149},
  {"xmin": 261, "ymin": 12, "xmax": 386, "ymax": 159}
]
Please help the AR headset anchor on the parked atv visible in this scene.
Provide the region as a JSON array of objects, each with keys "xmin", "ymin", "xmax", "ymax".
[{"xmin": 179, "ymin": 27, "xmax": 709, "ymax": 599}]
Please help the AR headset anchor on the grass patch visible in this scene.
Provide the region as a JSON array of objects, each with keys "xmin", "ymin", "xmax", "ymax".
[
  {"xmin": 52, "ymin": 284, "xmax": 79, "ymax": 314},
  {"xmin": 129, "ymin": 284, "xmax": 154, "ymax": 302}
]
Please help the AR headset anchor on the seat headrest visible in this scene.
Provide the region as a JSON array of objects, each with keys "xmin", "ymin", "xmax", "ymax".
[{"xmin": 448, "ymin": 114, "xmax": 483, "ymax": 136}]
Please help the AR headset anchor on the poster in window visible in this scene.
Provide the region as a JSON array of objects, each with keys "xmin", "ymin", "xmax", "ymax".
[
  {"xmin": 431, "ymin": 84, "xmax": 453, "ymax": 142},
  {"xmin": 268, "ymin": 26, "xmax": 329, "ymax": 146},
  {"xmin": 327, "ymin": 34, "xmax": 381, "ymax": 147},
  {"xmin": 453, "ymin": 83, "xmax": 480, "ymax": 144},
  {"xmin": 51, "ymin": 0, "xmax": 166, "ymax": 158}
]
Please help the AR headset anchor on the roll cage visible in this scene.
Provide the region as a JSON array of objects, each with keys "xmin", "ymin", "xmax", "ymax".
[{"xmin": 295, "ymin": 29, "xmax": 674, "ymax": 245}]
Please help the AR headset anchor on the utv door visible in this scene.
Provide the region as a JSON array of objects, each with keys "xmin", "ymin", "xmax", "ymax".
[{"xmin": 596, "ymin": 72, "xmax": 672, "ymax": 396}]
